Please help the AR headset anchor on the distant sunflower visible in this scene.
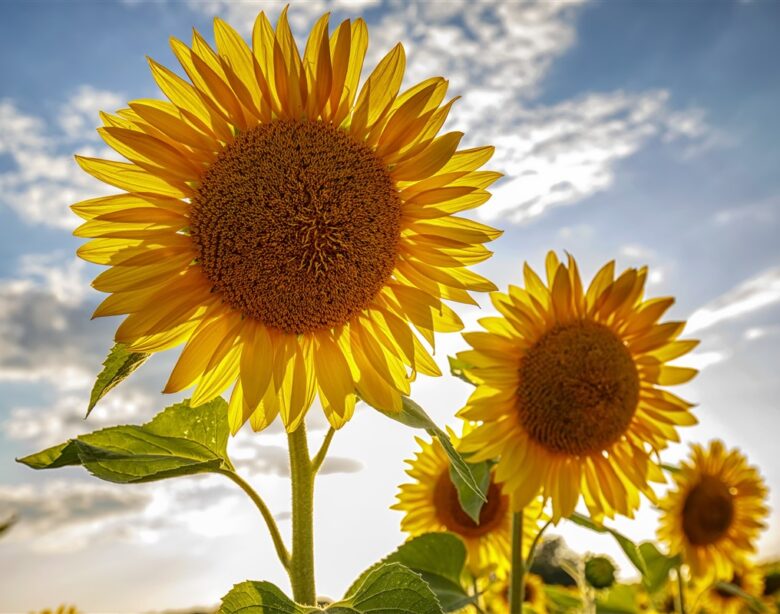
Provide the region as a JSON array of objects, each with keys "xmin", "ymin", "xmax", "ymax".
[
  {"xmin": 392, "ymin": 429, "xmax": 543, "ymax": 576},
  {"xmin": 72, "ymin": 8, "xmax": 500, "ymax": 433},
  {"xmin": 696, "ymin": 565, "xmax": 764, "ymax": 614},
  {"xmin": 483, "ymin": 573, "xmax": 547, "ymax": 613},
  {"xmin": 658, "ymin": 441, "xmax": 769, "ymax": 581},
  {"xmin": 459, "ymin": 252, "xmax": 698, "ymax": 521}
]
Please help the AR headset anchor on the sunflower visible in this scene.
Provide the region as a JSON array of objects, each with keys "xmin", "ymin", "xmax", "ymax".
[
  {"xmin": 695, "ymin": 565, "xmax": 764, "ymax": 614},
  {"xmin": 71, "ymin": 8, "xmax": 500, "ymax": 433},
  {"xmin": 658, "ymin": 440, "xmax": 769, "ymax": 581},
  {"xmin": 483, "ymin": 573, "xmax": 547, "ymax": 613},
  {"xmin": 458, "ymin": 252, "xmax": 698, "ymax": 521},
  {"xmin": 392, "ymin": 429, "xmax": 543, "ymax": 576}
]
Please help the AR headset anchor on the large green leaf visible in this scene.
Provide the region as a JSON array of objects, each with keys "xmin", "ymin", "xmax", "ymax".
[
  {"xmin": 545, "ymin": 584, "xmax": 584, "ymax": 614},
  {"xmin": 375, "ymin": 396, "xmax": 486, "ymax": 509},
  {"xmin": 569, "ymin": 513, "xmax": 648, "ymax": 578},
  {"xmin": 637, "ymin": 542, "xmax": 679, "ymax": 594},
  {"xmin": 218, "ymin": 580, "xmax": 309, "ymax": 614},
  {"xmin": 333, "ymin": 562, "xmax": 443, "ymax": 613},
  {"xmin": 346, "ymin": 533, "xmax": 471, "ymax": 612},
  {"xmin": 18, "ymin": 398, "xmax": 234, "ymax": 483},
  {"xmin": 87, "ymin": 343, "xmax": 150, "ymax": 417}
]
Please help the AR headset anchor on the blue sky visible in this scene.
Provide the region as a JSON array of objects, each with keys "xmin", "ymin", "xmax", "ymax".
[{"xmin": 1, "ymin": 1, "xmax": 779, "ymax": 611}]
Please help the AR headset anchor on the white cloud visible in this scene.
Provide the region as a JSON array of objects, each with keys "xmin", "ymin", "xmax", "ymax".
[
  {"xmin": 0, "ymin": 91, "xmax": 120, "ymax": 229},
  {"xmin": 58, "ymin": 85, "xmax": 124, "ymax": 140},
  {"xmin": 479, "ymin": 90, "xmax": 709, "ymax": 223},
  {"xmin": 687, "ymin": 267, "xmax": 780, "ymax": 333}
]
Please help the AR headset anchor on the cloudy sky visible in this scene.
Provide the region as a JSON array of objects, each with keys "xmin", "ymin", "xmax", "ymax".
[{"xmin": 1, "ymin": 0, "xmax": 779, "ymax": 611}]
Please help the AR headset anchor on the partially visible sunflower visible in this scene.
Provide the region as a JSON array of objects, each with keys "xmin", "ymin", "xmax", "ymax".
[
  {"xmin": 72, "ymin": 8, "xmax": 500, "ymax": 433},
  {"xmin": 658, "ymin": 440, "xmax": 769, "ymax": 581},
  {"xmin": 458, "ymin": 252, "xmax": 698, "ymax": 521},
  {"xmin": 392, "ymin": 429, "xmax": 544, "ymax": 576},
  {"xmin": 695, "ymin": 565, "xmax": 764, "ymax": 614},
  {"xmin": 30, "ymin": 608, "xmax": 80, "ymax": 614},
  {"xmin": 483, "ymin": 573, "xmax": 547, "ymax": 613}
]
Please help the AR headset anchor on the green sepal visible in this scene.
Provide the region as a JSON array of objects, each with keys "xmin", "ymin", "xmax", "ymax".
[
  {"xmin": 87, "ymin": 343, "xmax": 150, "ymax": 417},
  {"xmin": 447, "ymin": 356, "xmax": 476, "ymax": 386},
  {"xmin": 18, "ymin": 397, "xmax": 234, "ymax": 483}
]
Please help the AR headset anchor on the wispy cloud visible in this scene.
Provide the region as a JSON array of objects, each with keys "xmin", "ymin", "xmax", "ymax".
[
  {"xmin": 0, "ymin": 89, "xmax": 120, "ymax": 229},
  {"xmin": 480, "ymin": 90, "xmax": 710, "ymax": 223},
  {"xmin": 687, "ymin": 267, "xmax": 780, "ymax": 333}
]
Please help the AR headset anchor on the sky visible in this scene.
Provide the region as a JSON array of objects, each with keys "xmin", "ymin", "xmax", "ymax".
[{"xmin": 1, "ymin": 0, "xmax": 779, "ymax": 611}]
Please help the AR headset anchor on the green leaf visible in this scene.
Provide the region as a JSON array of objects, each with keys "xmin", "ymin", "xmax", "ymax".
[
  {"xmin": 449, "ymin": 458, "xmax": 491, "ymax": 523},
  {"xmin": 346, "ymin": 533, "xmax": 470, "ymax": 612},
  {"xmin": 713, "ymin": 581, "xmax": 769, "ymax": 613},
  {"xmin": 637, "ymin": 542, "xmax": 679, "ymax": 594},
  {"xmin": 545, "ymin": 585, "xmax": 583, "ymax": 613},
  {"xmin": 18, "ymin": 398, "xmax": 234, "ymax": 483},
  {"xmin": 375, "ymin": 396, "xmax": 486, "ymax": 505},
  {"xmin": 447, "ymin": 356, "xmax": 476, "ymax": 386},
  {"xmin": 569, "ymin": 513, "xmax": 648, "ymax": 578},
  {"xmin": 333, "ymin": 562, "xmax": 443, "ymax": 613},
  {"xmin": 595, "ymin": 584, "xmax": 639, "ymax": 613},
  {"xmin": 218, "ymin": 580, "xmax": 308, "ymax": 614},
  {"xmin": 87, "ymin": 343, "xmax": 150, "ymax": 417},
  {"xmin": 660, "ymin": 463, "xmax": 680, "ymax": 474}
]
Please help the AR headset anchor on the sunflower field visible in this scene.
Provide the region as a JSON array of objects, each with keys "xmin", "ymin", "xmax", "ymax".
[{"xmin": 4, "ymin": 4, "xmax": 778, "ymax": 614}]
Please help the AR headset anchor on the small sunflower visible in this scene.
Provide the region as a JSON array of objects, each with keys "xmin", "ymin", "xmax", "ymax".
[
  {"xmin": 458, "ymin": 252, "xmax": 698, "ymax": 521},
  {"xmin": 483, "ymin": 573, "xmax": 547, "ymax": 613},
  {"xmin": 72, "ymin": 8, "xmax": 500, "ymax": 433},
  {"xmin": 696, "ymin": 565, "xmax": 764, "ymax": 614},
  {"xmin": 658, "ymin": 440, "xmax": 769, "ymax": 581},
  {"xmin": 392, "ymin": 430, "xmax": 543, "ymax": 576}
]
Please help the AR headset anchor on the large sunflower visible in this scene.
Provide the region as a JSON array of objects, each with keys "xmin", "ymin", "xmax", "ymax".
[
  {"xmin": 72, "ymin": 9, "xmax": 500, "ymax": 433},
  {"xmin": 658, "ymin": 440, "xmax": 769, "ymax": 581},
  {"xmin": 458, "ymin": 252, "xmax": 698, "ymax": 521},
  {"xmin": 392, "ymin": 429, "xmax": 543, "ymax": 576}
]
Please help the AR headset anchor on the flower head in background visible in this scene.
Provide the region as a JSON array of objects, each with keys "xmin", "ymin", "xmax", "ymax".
[
  {"xmin": 459, "ymin": 252, "xmax": 698, "ymax": 521},
  {"xmin": 392, "ymin": 428, "xmax": 543, "ymax": 576},
  {"xmin": 482, "ymin": 572, "xmax": 548, "ymax": 613},
  {"xmin": 72, "ymin": 8, "xmax": 500, "ymax": 433},
  {"xmin": 658, "ymin": 440, "xmax": 769, "ymax": 581},
  {"xmin": 694, "ymin": 564, "xmax": 764, "ymax": 614}
]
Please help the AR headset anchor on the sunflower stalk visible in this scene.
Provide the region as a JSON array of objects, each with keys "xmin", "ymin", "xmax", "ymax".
[
  {"xmin": 509, "ymin": 508, "xmax": 526, "ymax": 613},
  {"xmin": 675, "ymin": 565, "xmax": 687, "ymax": 614},
  {"xmin": 311, "ymin": 427, "xmax": 336, "ymax": 474},
  {"xmin": 288, "ymin": 422, "xmax": 317, "ymax": 605}
]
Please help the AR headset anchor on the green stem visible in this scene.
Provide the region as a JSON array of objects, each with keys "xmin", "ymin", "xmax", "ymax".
[
  {"xmin": 288, "ymin": 422, "xmax": 316, "ymax": 605},
  {"xmin": 311, "ymin": 427, "xmax": 336, "ymax": 474},
  {"xmin": 525, "ymin": 519, "xmax": 552, "ymax": 570},
  {"xmin": 509, "ymin": 508, "xmax": 526, "ymax": 614},
  {"xmin": 218, "ymin": 469, "xmax": 290, "ymax": 571},
  {"xmin": 676, "ymin": 565, "xmax": 687, "ymax": 614}
]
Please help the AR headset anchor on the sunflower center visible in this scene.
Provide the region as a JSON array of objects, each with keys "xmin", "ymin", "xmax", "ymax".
[
  {"xmin": 433, "ymin": 470, "xmax": 508, "ymax": 538},
  {"xmin": 682, "ymin": 475, "xmax": 735, "ymax": 546},
  {"xmin": 190, "ymin": 119, "xmax": 402, "ymax": 334},
  {"xmin": 517, "ymin": 320, "xmax": 640, "ymax": 456}
]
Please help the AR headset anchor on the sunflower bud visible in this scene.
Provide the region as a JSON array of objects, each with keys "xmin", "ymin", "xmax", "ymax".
[{"xmin": 585, "ymin": 555, "xmax": 617, "ymax": 589}]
